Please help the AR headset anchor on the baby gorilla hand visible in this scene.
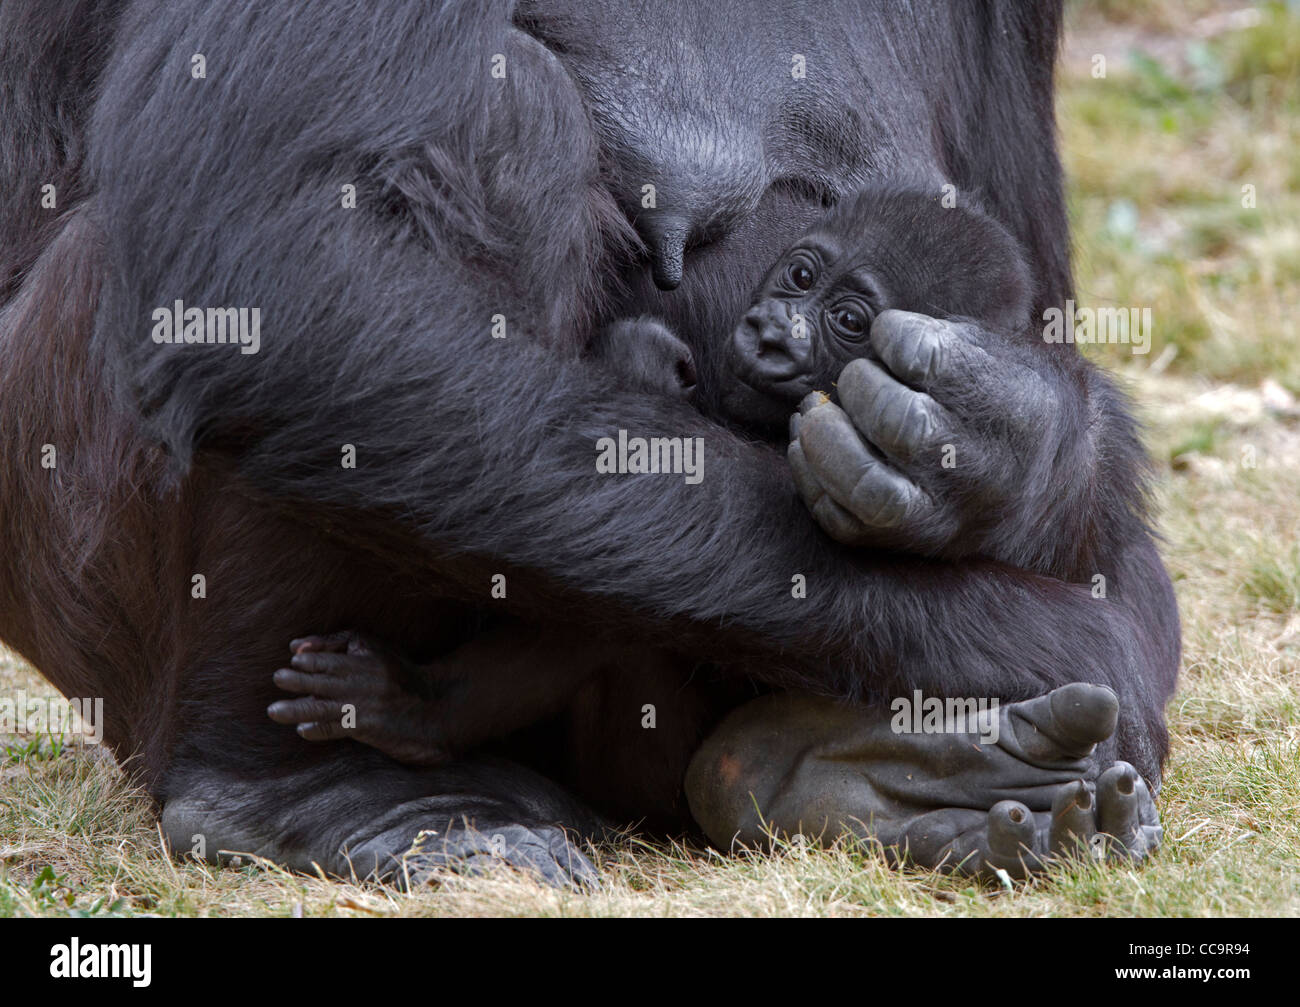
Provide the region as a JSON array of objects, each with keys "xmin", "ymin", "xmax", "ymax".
[
  {"xmin": 267, "ymin": 632, "xmax": 450, "ymax": 766},
  {"xmin": 787, "ymin": 309, "xmax": 1065, "ymax": 559},
  {"xmin": 593, "ymin": 317, "xmax": 697, "ymax": 400}
]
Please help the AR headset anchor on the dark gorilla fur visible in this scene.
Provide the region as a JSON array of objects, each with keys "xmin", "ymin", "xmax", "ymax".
[{"xmin": 0, "ymin": 0, "xmax": 1179, "ymax": 881}]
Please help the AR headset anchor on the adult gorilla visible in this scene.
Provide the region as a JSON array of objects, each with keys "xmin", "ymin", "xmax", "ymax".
[{"xmin": 0, "ymin": 0, "xmax": 1177, "ymax": 884}]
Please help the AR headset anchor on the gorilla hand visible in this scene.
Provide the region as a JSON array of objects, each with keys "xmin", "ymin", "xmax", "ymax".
[
  {"xmin": 787, "ymin": 309, "xmax": 1069, "ymax": 561},
  {"xmin": 685, "ymin": 682, "xmax": 1162, "ymax": 881}
]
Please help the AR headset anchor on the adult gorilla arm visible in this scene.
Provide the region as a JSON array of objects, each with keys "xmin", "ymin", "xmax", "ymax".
[
  {"xmin": 86, "ymin": 0, "xmax": 1173, "ymax": 782},
  {"xmin": 789, "ymin": 311, "xmax": 1154, "ymax": 577}
]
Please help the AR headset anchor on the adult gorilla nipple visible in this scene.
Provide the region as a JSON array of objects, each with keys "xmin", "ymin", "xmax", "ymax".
[{"xmin": 639, "ymin": 216, "xmax": 690, "ymax": 291}]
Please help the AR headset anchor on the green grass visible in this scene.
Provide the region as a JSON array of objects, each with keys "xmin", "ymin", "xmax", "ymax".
[
  {"xmin": 1061, "ymin": 0, "xmax": 1300, "ymax": 391},
  {"xmin": 2, "ymin": 1, "xmax": 1298, "ymax": 916},
  {"xmin": 1243, "ymin": 542, "xmax": 1300, "ymax": 613}
]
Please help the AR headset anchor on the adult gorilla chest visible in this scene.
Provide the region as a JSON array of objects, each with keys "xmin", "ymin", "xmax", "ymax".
[{"xmin": 516, "ymin": 0, "xmax": 941, "ymax": 375}]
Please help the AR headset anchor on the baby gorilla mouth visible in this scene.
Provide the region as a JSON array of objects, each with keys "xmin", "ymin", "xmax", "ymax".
[{"xmin": 721, "ymin": 315, "xmax": 819, "ymax": 433}]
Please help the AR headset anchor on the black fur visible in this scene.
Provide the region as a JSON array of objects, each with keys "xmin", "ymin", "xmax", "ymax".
[{"xmin": 0, "ymin": 0, "xmax": 1179, "ymax": 879}]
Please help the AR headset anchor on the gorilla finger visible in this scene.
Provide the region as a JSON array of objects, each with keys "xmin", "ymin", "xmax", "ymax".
[
  {"xmin": 1103, "ymin": 764, "xmax": 1161, "ymax": 858},
  {"xmin": 1138, "ymin": 824, "xmax": 1164, "ymax": 857},
  {"xmin": 273, "ymin": 667, "xmax": 350, "ymax": 696},
  {"xmin": 986, "ymin": 800, "xmax": 1039, "ymax": 864},
  {"xmin": 797, "ymin": 390, "xmax": 833, "ymax": 415},
  {"xmin": 836, "ymin": 357, "xmax": 944, "ymax": 463},
  {"xmin": 297, "ymin": 720, "xmax": 353, "ymax": 742},
  {"xmin": 787, "ymin": 440, "xmax": 829, "ymax": 508},
  {"xmin": 891, "ymin": 807, "xmax": 991, "ymax": 874},
  {"xmin": 548, "ymin": 832, "xmax": 602, "ymax": 891},
  {"xmin": 924, "ymin": 803, "xmax": 1045, "ymax": 881},
  {"xmin": 847, "ymin": 463, "xmax": 934, "ymax": 530},
  {"xmin": 1048, "ymin": 779, "xmax": 1097, "ymax": 858},
  {"xmin": 490, "ymin": 830, "xmax": 597, "ymax": 891},
  {"xmin": 797, "ymin": 403, "xmax": 921, "ymax": 527},
  {"xmin": 511, "ymin": 845, "xmax": 584, "ymax": 890},
  {"xmin": 266, "ymin": 696, "xmax": 345, "ymax": 726},
  {"xmin": 791, "ymin": 440, "xmax": 872, "ymax": 543},
  {"xmin": 790, "ymin": 405, "xmax": 868, "ymax": 506},
  {"xmin": 810, "ymin": 492, "xmax": 871, "ymax": 545},
  {"xmin": 290, "ymin": 632, "xmax": 352, "ymax": 655},
  {"xmin": 291, "ymin": 650, "xmax": 375, "ymax": 677},
  {"xmin": 868, "ymin": 310, "xmax": 962, "ymax": 388},
  {"xmin": 1002, "ymin": 682, "xmax": 1119, "ymax": 764}
]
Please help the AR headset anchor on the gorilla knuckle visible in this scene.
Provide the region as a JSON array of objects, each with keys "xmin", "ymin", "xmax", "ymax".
[{"xmin": 849, "ymin": 471, "xmax": 911, "ymax": 528}]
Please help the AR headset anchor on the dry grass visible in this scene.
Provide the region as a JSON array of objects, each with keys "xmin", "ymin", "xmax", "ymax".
[{"xmin": 2, "ymin": 1, "xmax": 1298, "ymax": 916}]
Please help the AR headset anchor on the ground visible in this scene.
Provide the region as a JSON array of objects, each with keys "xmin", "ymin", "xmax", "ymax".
[{"xmin": 2, "ymin": 0, "xmax": 1297, "ymax": 917}]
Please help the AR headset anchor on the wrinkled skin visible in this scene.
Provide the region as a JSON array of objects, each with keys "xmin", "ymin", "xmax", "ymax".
[
  {"xmin": 788, "ymin": 310, "xmax": 1068, "ymax": 556},
  {"xmin": 686, "ymin": 684, "xmax": 1161, "ymax": 880}
]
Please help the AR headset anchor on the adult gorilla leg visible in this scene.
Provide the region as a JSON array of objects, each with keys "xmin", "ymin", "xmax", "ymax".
[
  {"xmin": 146, "ymin": 468, "xmax": 607, "ymax": 889},
  {"xmin": 685, "ymin": 684, "xmax": 1161, "ymax": 880},
  {"xmin": 0, "ymin": 249, "xmax": 604, "ymax": 890}
]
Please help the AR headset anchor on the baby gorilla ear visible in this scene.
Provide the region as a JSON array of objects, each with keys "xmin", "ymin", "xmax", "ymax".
[{"xmin": 594, "ymin": 316, "xmax": 698, "ymax": 400}]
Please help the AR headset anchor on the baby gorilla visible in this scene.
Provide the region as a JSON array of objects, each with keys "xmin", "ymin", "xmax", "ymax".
[
  {"xmin": 720, "ymin": 184, "xmax": 1031, "ymax": 433},
  {"xmin": 266, "ymin": 190, "xmax": 1160, "ymax": 883},
  {"xmin": 268, "ymin": 187, "xmax": 1064, "ymax": 872},
  {"xmin": 270, "ymin": 185, "xmax": 1034, "ymax": 761},
  {"xmin": 596, "ymin": 183, "xmax": 1033, "ymax": 436}
]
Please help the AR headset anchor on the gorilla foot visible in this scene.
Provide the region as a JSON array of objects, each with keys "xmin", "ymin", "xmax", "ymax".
[
  {"xmin": 161, "ymin": 751, "xmax": 606, "ymax": 892},
  {"xmin": 268, "ymin": 631, "xmax": 451, "ymax": 766},
  {"xmin": 685, "ymin": 683, "xmax": 1163, "ymax": 882},
  {"xmin": 396, "ymin": 823, "xmax": 600, "ymax": 891},
  {"xmin": 909, "ymin": 762, "xmax": 1162, "ymax": 881}
]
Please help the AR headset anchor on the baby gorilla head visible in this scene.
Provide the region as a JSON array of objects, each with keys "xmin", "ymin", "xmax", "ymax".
[{"xmin": 721, "ymin": 183, "xmax": 1033, "ymax": 434}]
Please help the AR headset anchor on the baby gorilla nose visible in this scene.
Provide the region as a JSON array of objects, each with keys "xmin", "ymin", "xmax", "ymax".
[
  {"xmin": 719, "ymin": 302, "xmax": 818, "ymax": 434},
  {"xmin": 735, "ymin": 302, "xmax": 810, "ymax": 376},
  {"xmin": 755, "ymin": 318, "xmax": 789, "ymax": 356}
]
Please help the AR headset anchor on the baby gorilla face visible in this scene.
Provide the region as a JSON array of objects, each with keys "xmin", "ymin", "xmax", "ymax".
[
  {"xmin": 722, "ymin": 236, "xmax": 879, "ymax": 433},
  {"xmin": 721, "ymin": 183, "xmax": 1032, "ymax": 436}
]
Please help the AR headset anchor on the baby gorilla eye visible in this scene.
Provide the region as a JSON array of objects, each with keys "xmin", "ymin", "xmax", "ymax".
[
  {"xmin": 829, "ymin": 302, "xmax": 869, "ymax": 337},
  {"xmin": 786, "ymin": 261, "xmax": 816, "ymax": 291}
]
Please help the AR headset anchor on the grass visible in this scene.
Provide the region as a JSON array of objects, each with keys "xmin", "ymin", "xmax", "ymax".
[
  {"xmin": 2, "ymin": 2, "xmax": 1299, "ymax": 916},
  {"xmin": 1062, "ymin": 0, "xmax": 1300, "ymax": 390}
]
